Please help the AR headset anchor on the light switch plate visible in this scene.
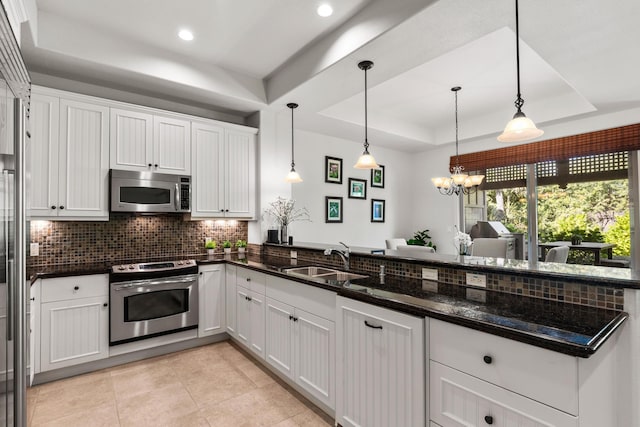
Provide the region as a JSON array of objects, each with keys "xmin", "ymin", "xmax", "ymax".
[
  {"xmin": 290, "ymin": 250, "xmax": 297, "ymax": 259},
  {"xmin": 30, "ymin": 242, "xmax": 39, "ymax": 256},
  {"xmin": 421, "ymin": 268, "xmax": 438, "ymax": 281},
  {"xmin": 466, "ymin": 272, "xmax": 487, "ymax": 288}
]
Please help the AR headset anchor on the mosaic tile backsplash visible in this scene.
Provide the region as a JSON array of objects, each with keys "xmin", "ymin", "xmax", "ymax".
[
  {"xmin": 264, "ymin": 245, "xmax": 624, "ymax": 311},
  {"xmin": 29, "ymin": 215, "xmax": 248, "ymax": 267}
]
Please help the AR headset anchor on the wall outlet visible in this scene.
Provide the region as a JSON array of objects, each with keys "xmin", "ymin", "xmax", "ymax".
[
  {"xmin": 30, "ymin": 242, "xmax": 39, "ymax": 256},
  {"xmin": 466, "ymin": 272, "xmax": 487, "ymax": 288},
  {"xmin": 421, "ymin": 268, "xmax": 438, "ymax": 281},
  {"xmin": 290, "ymin": 250, "xmax": 297, "ymax": 259},
  {"xmin": 421, "ymin": 280, "xmax": 438, "ymax": 293}
]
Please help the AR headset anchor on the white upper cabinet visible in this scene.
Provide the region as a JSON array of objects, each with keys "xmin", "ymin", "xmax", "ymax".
[
  {"xmin": 29, "ymin": 90, "xmax": 109, "ymax": 220},
  {"xmin": 191, "ymin": 121, "xmax": 257, "ymax": 219},
  {"xmin": 110, "ymin": 107, "xmax": 190, "ymax": 175}
]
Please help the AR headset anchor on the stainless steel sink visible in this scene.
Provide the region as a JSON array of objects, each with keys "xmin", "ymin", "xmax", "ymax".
[
  {"xmin": 284, "ymin": 266, "xmax": 367, "ymax": 282},
  {"xmin": 285, "ymin": 266, "xmax": 337, "ymax": 277}
]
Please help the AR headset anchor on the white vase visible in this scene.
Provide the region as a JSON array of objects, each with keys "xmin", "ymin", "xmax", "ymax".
[
  {"xmin": 224, "ymin": 248, "xmax": 231, "ymax": 254},
  {"xmin": 238, "ymin": 247, "xmax": 246, "ymax": 254},
  {"xmin": 207, "ymin": 249, "xmax": 214, "ymax": 256}
]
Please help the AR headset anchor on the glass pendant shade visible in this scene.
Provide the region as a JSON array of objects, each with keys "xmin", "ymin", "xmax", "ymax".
[
  {"xmin": 497, "ymin": 111, "xmax": 544, "ymax": 142},
  {"xmin": 285, "ymin": 169, "xmax": 303, "ymax": 183},
  {"xmin": 354, "ymin": 152, "xmax": 379, "ymax": 169}
]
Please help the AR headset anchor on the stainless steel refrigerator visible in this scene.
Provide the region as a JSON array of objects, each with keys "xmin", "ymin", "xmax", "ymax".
[{"xmin": 0, "ymin": 3, "xmax": 31, "ymax": 426}]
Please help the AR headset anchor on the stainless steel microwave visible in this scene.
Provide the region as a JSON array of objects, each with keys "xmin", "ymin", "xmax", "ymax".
[{"xmin": 110, "ymin": 169, "xmax": 191, "ymax": 213}]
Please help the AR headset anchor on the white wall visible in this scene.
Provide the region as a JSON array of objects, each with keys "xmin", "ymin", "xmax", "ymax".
[{"xmin": 287, "ymin": 124, "xmax": 414, "ymax": 248}]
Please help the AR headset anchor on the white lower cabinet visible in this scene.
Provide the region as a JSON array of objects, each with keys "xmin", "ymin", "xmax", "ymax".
[
  {"xmin": 235, "ymin": 267, "xmax": 266, "ymax": 359},
  {"xmin": 430, "ymin": 361, "xmax": 578, "ymax": 427},
  {"xmin": 266, "ymin": 296, "xmax": 335, "ymax": 409},
  {"xmin": 198, "ymin": 264, "xmax": 226, "ymax": 338},
  {"xmin": 336, "ymin": 296, "xmax": 425, "ymax": 427},
  {"xmin": 225, "ymin": 264, "xmax": 237, "ymax": 337},
  {"xmin": 39, "ymin": 275, "xmax": 109, "ymax": 372},
  {"xmin": 429, "ymin": 318, "xmax": 619, "ymax": 427}
]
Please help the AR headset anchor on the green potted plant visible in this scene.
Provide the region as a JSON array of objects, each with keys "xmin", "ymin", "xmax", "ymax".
[
  {"xmin": 236, "ymin": 239, "xmax": 247, "ymax": 254},
  {"xmin": 222, "ymin": 240, "xmax": 232, "ymax": 254},
  {"xmin": 406, "ymin": 228, "xmax": 437, "ymax": 251},
  {"xmin": 204, "ymin": 240, "xmax": 216, "ymax": 256}
]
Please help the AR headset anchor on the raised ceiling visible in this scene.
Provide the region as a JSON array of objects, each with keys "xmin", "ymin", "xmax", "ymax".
[{"xmin": 21, "ymin": 0, "xmax": 640, "ymax": 152}]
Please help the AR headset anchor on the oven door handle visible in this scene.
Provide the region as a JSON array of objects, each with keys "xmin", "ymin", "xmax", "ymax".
[{"xmin": 112, "ymin": 274, "xmax": 198, "ymax": 290}]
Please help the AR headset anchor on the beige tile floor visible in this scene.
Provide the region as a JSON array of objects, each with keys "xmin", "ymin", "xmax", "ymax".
[{"xmin": 27, "ymin": 341, "xmax": 334, "ymax": 427}]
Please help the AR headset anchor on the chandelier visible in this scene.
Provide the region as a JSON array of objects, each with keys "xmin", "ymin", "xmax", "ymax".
[{"xmin": 431, "ymin": 86, "xmax": 484, "ymax": 196}]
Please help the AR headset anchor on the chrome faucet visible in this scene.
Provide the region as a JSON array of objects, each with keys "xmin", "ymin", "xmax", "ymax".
[{"xmin": 324, "ymin": 242, "xmax": 350, "ymax": 270}]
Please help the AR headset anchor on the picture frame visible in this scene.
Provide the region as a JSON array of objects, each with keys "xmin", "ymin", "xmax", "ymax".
[
  {"xmin": 371, "ymin": 199, "xmax": 385, "ymax": 223},
  {"xmin": 325, "ymin": 156, "xmax": 343, "ymax": 184},
  {"xmin": 325, "ymin": 196, "xmax": 343, "ymax": 223},
  {"xmin": 348, "ymin": 178, "xmax": 367, "ymax": 199},
  {"xmin": 371, "ymin": 165, "xmax": 385, "ymax": 188}
]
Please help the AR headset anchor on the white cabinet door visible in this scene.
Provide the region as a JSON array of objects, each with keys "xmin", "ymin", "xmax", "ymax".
[
  {"xmin": 249, "ymin": 291, "xmax": 265, "ymax": 359},
  {"xmin": 225, "ymin": 129, "xmax": 255, "ymax": 218},
  {"xmin": 28, "ymin": 93, "xmax": 60, "ymax": 217},
  {"xmin": 225, "ymin": 264, "xmax": 237, "ymax": 336},
  {"xmin": 57, "ymin": 98, "xmax": 109, "ymax": 218},
  {"xmin": 198, "ymin": 265, "xmax": 225, "ymax": 338},
  {"xmin": 295, "ymin": 307, "xmax": 335, "ymax": 409},
  {"xmin": 40, "ymin": 295, "xmax": 109, "ymax": 371},
  {"xmin": 266, "ymin": 297, "xmax": 294, "ymax": 378},
  {"xmin": 153, "ymin": 115, "xmax": 190, "ymax": 175},
  {"xmin": 191, "ymin": 121, "xmax": 225, "ymax": 218},
  {"xmin": 109, "ymin": 107, "xmax": 153, "ymax": 172},
  {"xmin": 430, "ymin": 361, "xmax": 578, "ymax": 427},
  {"xmin": 336, "ymin": 296, "xmax": 425, "ymax": 427},
  {"xmin": 236, "ymin": 285, "xmax": 251, "ymax": 348}
]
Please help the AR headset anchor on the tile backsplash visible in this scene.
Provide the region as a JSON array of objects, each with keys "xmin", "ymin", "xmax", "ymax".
[
  {"xmin": 29, "ymin": 215, "xmax": 248, "ymax": 267},
  {"xmin": 264, "ymin": 245, "xmax": 624, "ymax": 311}
]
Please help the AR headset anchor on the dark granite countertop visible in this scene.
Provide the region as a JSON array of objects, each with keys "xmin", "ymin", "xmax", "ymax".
[{"xmin": 29, "ymin": 254, "xmax": 628, "ymax": 358}]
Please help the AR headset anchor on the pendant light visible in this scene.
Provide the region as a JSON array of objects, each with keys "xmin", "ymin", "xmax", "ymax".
[
  {"xmin": 354, "ymin": 60, "xmax": 380, "ymax": 169},
  {"xmin": 285, "ymin": 102, "xmax": 303, "ymax": 183},
  {"xmin": 431, "ymin": 86, "xmax": 484, "ymax": 196},
  {"xmin": 498, "ymin": 0, "xmax": 543, "ymax": 143}
]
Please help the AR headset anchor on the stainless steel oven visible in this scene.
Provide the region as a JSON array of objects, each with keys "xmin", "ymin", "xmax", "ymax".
[{"xmin": 109, "ymin": 260, "xmax": 199, "ymax": 345}]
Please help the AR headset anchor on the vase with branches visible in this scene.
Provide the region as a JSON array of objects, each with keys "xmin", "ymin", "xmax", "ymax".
[{"xmin": 264, "ymin": 197, "xmax": 310, "ymax": 244}]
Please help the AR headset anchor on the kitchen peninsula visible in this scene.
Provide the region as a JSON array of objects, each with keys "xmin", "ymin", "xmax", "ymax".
[{"xmin": 28, "ymin": 239, "xmax": 635, "ymax": 427}]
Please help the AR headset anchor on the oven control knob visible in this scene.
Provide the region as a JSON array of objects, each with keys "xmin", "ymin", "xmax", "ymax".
[
  {"xmin": 117, "ymin": 265, "xmax": 126, "ymax": 271},
  {"xmin": 177, "ymin": 261, "xmax": 184, "ymax": 265},
  {"xmin": 128, "ymin": 265, "xmax": 135, "ymax": 270}
]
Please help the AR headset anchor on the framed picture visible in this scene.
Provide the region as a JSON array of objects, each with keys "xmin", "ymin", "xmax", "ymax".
[
  {"xmin": 371, "ymin": 165, "xmax": 385, "ymax": 188},
  {"xmin": 325, "ymin": 156, "xmax": 343, "ymax": 184},
  {"xmin": 348, "ymin": 178, "xmax": 367, "ymax": 199},
  {"xmin": 325, "ymin": 196, "xmax": 343, "ymax": 223},
  {"xmin": 371, "ymin": 199, "xmax": 385, "ymax": 223}
]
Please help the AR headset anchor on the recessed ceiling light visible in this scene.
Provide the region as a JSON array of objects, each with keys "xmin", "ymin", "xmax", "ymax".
[
  {"xmin": 178, "ymin": 29, "xmax": 194, "ymax": 41},
  {"xmin": 317, "ymin": 3, "xmax": 333, "ymax": 17}
]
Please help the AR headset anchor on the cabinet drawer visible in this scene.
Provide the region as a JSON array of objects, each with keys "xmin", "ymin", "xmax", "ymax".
[
  {"xmin": 41, "ymin": 274, "xmax": 108, "ymax": 303},
  {"xmin": 430, "ymin": 318, "xmax": 578, "ymax": 415},
  {"xmin": 430, "ymin": 361, "xmax": 578, "ymax": 427},
  {"xmin": 265, "ymin": 275, "xmax": 336, "ymax": 321},
  {"xmin": 236, "ymin": 268, "xmax": 266, "ymax": 295}
]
